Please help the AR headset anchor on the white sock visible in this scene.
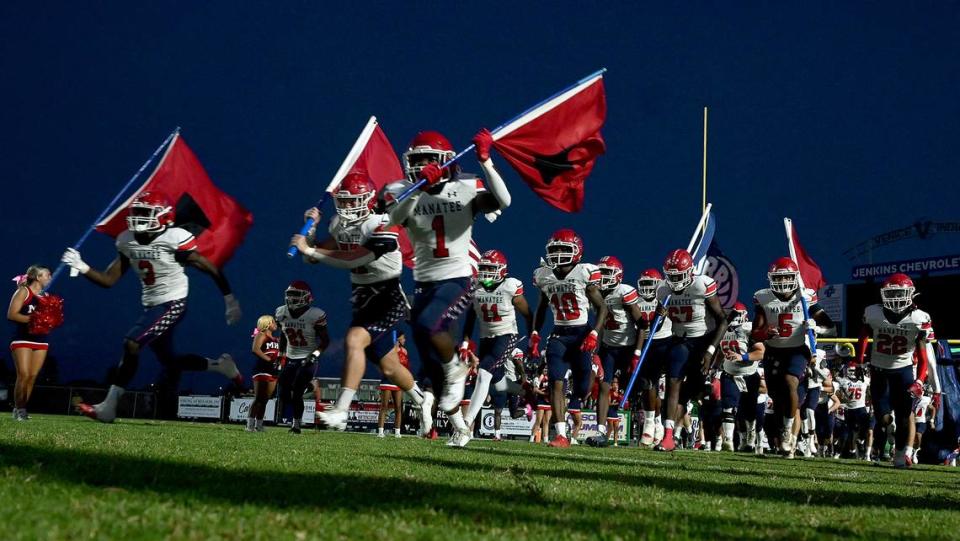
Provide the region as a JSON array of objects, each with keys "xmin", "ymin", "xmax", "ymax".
[
  {"xmin": 904, "ymin": 445, "xmax": 914, "ymax": 457},
  {"xmin": 103, "ymin": 385, "xmax": 125, "ymax": 409},
  {"xmin": 404, "ymin": 383, "xmax": 425, "ymax": 405},
  {"xmin": 644, "ymin": 410, "xmax": 656, "ymax": 423},
  {"xmin": 598, "ymin": 424, "xmax": 608, "ymax": 435},
  {"xmin": 722, "ymin": 422, "xmax": 735, "ymax": 443},
  {"xmin": 335, "ymin": 387, "xmax": 356, "ymax": 411},
  {"xmin": 465, "ymin": 369, "xmax": 493, "ymax": 425},
  {"xmin": 378, "ymin": 427, "xmax": 384, "ymax": 435},
  {"xmin": 394, "ymin": 428, "xmax": 401, "ymax": 435},
  {"xmin": 555, "ymin": 422, "xmax": 568, "ymax": 438},
  {"xmin": 448, "ymin": 411, "xmax": 468, "ymax": 433},
  {"xmin": 495, "ymin": 429, "xmax": 501, "ymax": 438},
  {"xmin": 783, "ymin": 416, "xmax": 794, "ymax": 433},
  {"xmin": 664, "ymin": 419, "xmax": 675, "ymax": 430}
]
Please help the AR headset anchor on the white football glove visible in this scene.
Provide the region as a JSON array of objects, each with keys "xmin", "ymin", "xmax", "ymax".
[
  {"xmin": 61, "ymin": 247, "xmax": 90, "ymax": 275},
  {"xmin": 224, "ymin": 294, "xmax": 242, "ymax": 325},
  {"xmin": 804, "ymin": 318, "xmax": 821, "ymax": 335}
]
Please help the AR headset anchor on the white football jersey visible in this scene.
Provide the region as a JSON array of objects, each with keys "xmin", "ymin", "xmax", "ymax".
[
  {"xmin": 863, "ymin": 304, "xmax": 933, "ymax": 370},
  {"xmin": 472, "ymin": 277, "xmax": 524, "ymax": 338},
  {"xmin": 274, "ymin": 305, "xmax": 328, "ymax": 360},
  {"xmin": 117, "ymin": 227, "xmax": 196, "ymax": 307},
  {"xmin": 837, "ymin": 377, "xmax": 869, "ymax": 410},
  {"xmin": 329, "ymin": 213, "xmax": 402, "ymax": 285},
  {"xmin": 601, "ymin": 284, "xmax": 640, "ymax": 347},
  {"xmin": 753, "ymin": 288, "xmax": 818, "ymax": 349},
  {"xmin": 404, "ymin": 175, "xmax": 484, "ymax": 282},
  {"xmin": 635, "ymin": 296, "xmax": 673, "ymax": 340},
  {"xmin": 533, "ymin": 263, "xmax": 601, "ymax": 327},
  {"xmin": 721, "ymin": 325, "xmax": 757, "ymax": 376},
  {"xmin": 656, "ymin": 275, "xmax": 717, "ymax": 338}
]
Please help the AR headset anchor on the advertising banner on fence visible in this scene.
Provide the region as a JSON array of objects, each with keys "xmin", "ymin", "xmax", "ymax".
[
  {"xmin": 477, "ymin": 409, "xmax": 631, "ymax": 442},
  {"xmin": 177, "ymin": 396, "xmax": 222, "ymax": 419},
  {"xmin": 851, "ymin": 254, "xmax": 960, "ymax": 280}
]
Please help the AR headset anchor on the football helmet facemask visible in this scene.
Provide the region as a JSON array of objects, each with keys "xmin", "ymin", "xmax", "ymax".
[
  {"xmin": 880, "ymin": 273, "xmax": 916, "ymax": 313},
  {"xmin": 285, "ymin": 280, "xmax": 314, "ymax": 311},
  {"xmin": 768, "ymin": 257, "xmax": 800, "ymax": 295},
  {"xmin": 334, "ymin": 172, "xmax": 377, "ymax": 223},
  {"xmin": 544, "ymin": 229, "xmax": 583, "ymax": 268},
  {"xmin": 402, "ymin": 131, "xmax": 455, "ymax": 183},
  {"xmin": 126, "ymin": 191, "xmax": 175, "ymax": 233},
  {"xmin": 663, "ymin": 249, "xmax": 694, "ymax": 292},
  {"xmin": 597, "ymin": 255, "xmax": 624, "ymax": 290}
]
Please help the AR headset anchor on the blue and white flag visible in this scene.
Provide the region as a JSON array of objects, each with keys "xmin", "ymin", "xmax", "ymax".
[{"xmin": 703, "ymin": 238, "xmax": 740, "ymax": 310}]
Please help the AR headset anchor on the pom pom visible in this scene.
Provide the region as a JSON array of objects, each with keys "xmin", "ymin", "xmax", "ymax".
[{"xmin": 28, "ymin": 294, "xmax": 64, "ymax": 335}]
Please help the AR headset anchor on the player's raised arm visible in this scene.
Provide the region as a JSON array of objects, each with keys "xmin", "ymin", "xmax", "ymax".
[
  {"xmin": 61, "ymin": 249, "xmax": 129, "ymax": 288},
  {"xmin": 471, "ymin": 129, "xmax": 512, "ymax": 214}
]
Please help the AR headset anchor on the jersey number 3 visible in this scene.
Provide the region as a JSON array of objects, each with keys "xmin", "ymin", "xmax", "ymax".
[{"xmin": 137, "ymin": 261, "xmax": 156, "ymax": 286}]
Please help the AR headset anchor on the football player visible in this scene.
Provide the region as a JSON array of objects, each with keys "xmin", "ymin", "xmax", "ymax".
[
  {"xmin": 716, "ymin": 302, "xmax": 765, "ymax": 451},
  {"xmin": 459, "ymin": 250, "xmax": 532, "ymax": 429},
  {"xmin": 835, "ymin": 363, "xmax": 870, "ymax": 458},
  {"xmin": 61, "ymin": 191, "xmax": 243, "ymax": 422},
  {"xmin": 587, "ymin": 256, "xmax": 644, "ymax": 447},
  {"xmin": 752, "ymin": 257, "xmax": 834, "ymax": 457},
  {"xmin": 655, "ymin": 249, "xmax": 727, "ymax": 451},
  {"xmin": 634, "ymin": 269, "xmax": 674, "ymax": 447},
  {"xmin": 385, "ymin": 129, "xmax": 511, "ymax": 447},
  {"xmin": 856, "ymin": 273, "xmax": 933, "ymax": 468},
  {"xmin": 530, "ymin": 229, "xmax": 608, "ymax": 448},
  {"xmin": 292, "ymin": 172, "xmax": 429, "ymax": 434},
  {"xmin": 273, "ymin": 281, "xmax": 330, "ymax": 433}
]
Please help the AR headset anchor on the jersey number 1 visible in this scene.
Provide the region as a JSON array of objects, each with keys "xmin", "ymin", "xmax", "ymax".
[{"xmin": 431, "ymin": 216, "xmax": 449, "ymax": 258}]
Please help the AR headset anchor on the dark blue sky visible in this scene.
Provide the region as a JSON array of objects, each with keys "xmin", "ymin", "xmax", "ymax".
[{"xmin": 3, "ymin": 4, "xmax": 959, "ymax": 390}]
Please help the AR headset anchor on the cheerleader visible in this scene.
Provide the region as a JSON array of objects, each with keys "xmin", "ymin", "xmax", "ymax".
[
  {"xmin": 7, "ymin": 265, "xmax": 53, "ymax": 421},
  {"xmin": 247, "ymin": 315, "xmax": 283, "ymax": 432}
]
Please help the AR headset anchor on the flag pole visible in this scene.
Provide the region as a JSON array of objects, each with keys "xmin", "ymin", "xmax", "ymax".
[
  {"xmin": 702, "ymin": 107, "xmax": 708, "ymax": 213},
  {"xmin": 48, "ymin": 127, "xmax": 181, "ymax": 288},
  {"xmin": 287, "ymin": 116, "xmax": 380, "ymax": 258},
  {"xmin": 784, "ymin": 217, "xmax": 819, "ymax": 352},
  {"xmin": 621, "ymin": 203, "xmax": 713, "ymax": 405},
  {"xmin": 392, "ymin": 68, "xmax": 608, "ymax": 204}
]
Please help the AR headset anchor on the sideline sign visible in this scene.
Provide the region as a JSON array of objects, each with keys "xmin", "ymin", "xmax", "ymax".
[{"xmin": 852, "ymin": 254, "xmax": 960, "ymax": 280}]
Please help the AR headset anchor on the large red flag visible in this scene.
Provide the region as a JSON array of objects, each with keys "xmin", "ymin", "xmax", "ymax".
[
  {"xmin": 96, "ymin": 134, "xmax": 253, "ymax": 267},
  {"xmin": 327, "ymin": 117, "xmax": 414, "ymax": 268},
  {"xmin": 785, "ymin": 218, "xmax": 826, "ymax": 291},
  {"xmin": 491, "ymin": 73, "xmax": 606, "ymax": 212}
]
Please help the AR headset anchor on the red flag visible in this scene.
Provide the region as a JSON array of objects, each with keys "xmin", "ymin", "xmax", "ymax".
[
  {"xmin": 491, "ymin": 73, "xmax": 606, "ymax": 212},
  {"xmin": 328, "ymin": 117, "xmax": 414, "ymax": 268},
  {"xmin": 96, "ymin": 134, "xmax": 253, "ymax": 267},
  {"xmin": 785, "ymin": 218, "xmax": 826, "ymax": 291}
]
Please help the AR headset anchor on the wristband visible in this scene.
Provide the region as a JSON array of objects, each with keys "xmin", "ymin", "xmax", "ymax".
[
  {"xmin": 706, "ymin": 345, "xmax": 716, "ymax": 355},
  {"xmin": 741, "ymin": 352, "xmax": 750, "ymax": 362}
]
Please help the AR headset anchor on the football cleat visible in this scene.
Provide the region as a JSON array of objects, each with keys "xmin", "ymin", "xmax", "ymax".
[
  {"xmin": 722, "ymin": 439, "xmax": 734, "ymax": 452},
  {"xmin": 446, "ymin": 429, "xmax": 472, "ymax": 448},
  {"xmin": 209, "ymin": 353, "xmax": 241, "ymax": 381},
  {"xmin": 79, "ymin": 402, "xmax": 116, "ymax": 423},
  {"xmin": 893, "ymin": 450, "xmax": 914, "ymax": 469},
  {"xmin": 653, "ymin": 422, "xmax": 665, "ymax": 445},
  {"xmin": 419, "ymin": 392, "xmax": 435, "ymax": 436},
  {"xmin": 548, "ymin": 435, "xmax": 571, "ymax": 448},
  {"xmin": 317, "ymin": 408, "xmax": 348, "ymax": 431},
  {"xmin": 394, "ymin": 431, "xmax": 402, "ymax": 439},
  {"xmin": 656, "ymin": 428, "xmax": 676, "ymax": 451},
  {"xmin": 438, "ymin": 361, "xmax": 469, "ymax": 411},
  {"xmin": 586, "ymin": 433, "xmax": 610, "ymax": 448}
]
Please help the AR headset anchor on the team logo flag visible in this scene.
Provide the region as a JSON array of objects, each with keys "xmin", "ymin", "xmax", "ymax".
[
  {"xmin": 785, "ymin": 218, "xmax": 826, "ymax": 291},
  {"xmin": 703, "ymin": 238, "xmax": 739, "ymax": 310},
  {"xmin": 490, "ymin": 72, "xmax": 606, "ymax": 212},
  {"xmin": 95, "ymin": 133, "xmax": 253, "ymax": 267}
]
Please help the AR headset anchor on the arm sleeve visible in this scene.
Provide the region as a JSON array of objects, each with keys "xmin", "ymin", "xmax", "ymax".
[{"xmin": 479, "ymin": 158, "xmax": 511, "ymax": 209}]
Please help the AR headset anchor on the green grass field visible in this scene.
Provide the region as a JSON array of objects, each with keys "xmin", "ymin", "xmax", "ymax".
[{"xmin": 2, "ymin": 416, "xmax": 959, "ymax": 540}]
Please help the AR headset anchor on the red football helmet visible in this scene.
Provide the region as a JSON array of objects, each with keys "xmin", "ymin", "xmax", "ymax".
[
  {"xmin": 285, "ymin": 280, "xmax": 313, "ymax": 311},
  {"xmin": 881, "ymin": 273, "xmax": 915, "ymax": 313},
  {"xmin": 597, "ymin": 256, "xmax": 624, "ymax": 289},
  {"xmin": 730, "ymin": 301, "xmax": 749, "ymax": 327},
  {"xmin": 663, "ymin": 249, "xmax": 694, "ymax": 292},
  {"xmin": 544, "ymin": 229, "xmax": 583, "ymax": 268},
  {"xmin": 768, "ymin": 257, "xmax": 800, "ymax": 294},
  {"xmin": 636, "ymin": 268, "xmax": 663, "ymax": 300},
  {"xmin": 477, "ymin": 249, "xmax": 509, "ymax": 285},
  {"xmin": 402, "ymin": 130, "xmax": 455, "ymax": 183},
  {"xmin": 126, "ymin": 191, "xmax": 175, "ymax": 233},
  {"xmin": 334, "ymin": 172, "xmax": 377, "ymax": 223}
]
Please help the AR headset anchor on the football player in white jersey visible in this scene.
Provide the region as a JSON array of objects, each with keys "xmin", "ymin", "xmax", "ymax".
[
  {"xmin": 856, "ymin": 273, "xmax": 933, "ymax": 468},
  {"xmin": 273, "ymin": 281, "xmax": 330, "ymax": 433},
  {"xmin": 291, "ymin": 172, "xmax": 429, "ymax": 434},
  {"xmin": 60, "ymin": 191, "xmax": 243, "ymax": 422},
  {"xmin": 752, "ymin": 257, "xmax": 834, "ymax": 457},
  {"xmin": 835, "ymin": 363, "xmax": 870, "ymax": 458},
  {"xmin": 634, "ymin": 269, "xmax": 674, "ymax": 447},
  {"xmin": 459, "ymin": 249, "xmax": 532, "ymax": 429},
  {"xmin": 586, "ymin": 256, "xmax": 644, "ymax": 447},
  {"xmin": 386, "ymin": 129, "xmax": 511, "ymax": 447},
  {"xmin": 530, "ymin": 229, "xmax": 608, "ymax": 448},
  {"xmin": 716, "ymin": 302, "xmax": 765, "ymax": 451},
  {"xmin": 654, "ymin": 249, "xmax": 727, "ymax": 451}
]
